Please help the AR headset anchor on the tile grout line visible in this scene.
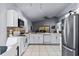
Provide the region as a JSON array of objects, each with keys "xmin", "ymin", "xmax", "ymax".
[
  {"xmin": 39, "ymin": 45, "xmax": 40, "ymax": 56},
  {"xmin": 22, "ymin": 45, "xmax": 30, "ymax": 56},
  {"xmin": 27, "ymin": 45, "xmax": 33, "ymax": 56},
  {"xmin": 45, "ymin": 45, "xmax": 49, "ymax": 56}
]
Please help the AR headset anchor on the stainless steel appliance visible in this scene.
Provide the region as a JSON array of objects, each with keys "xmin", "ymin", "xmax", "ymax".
[
  {"xmin": 62, "ymin": 14, "xmax": 79, "ymax": 56},
  {"xmin": 18, "ymin": 18, "xmax": 24, "ymax": 27}
]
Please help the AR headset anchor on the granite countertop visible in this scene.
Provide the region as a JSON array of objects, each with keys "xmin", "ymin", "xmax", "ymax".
[{"xmin": 8, "ymin": 32, "xmax": 61, "ymax": 37}]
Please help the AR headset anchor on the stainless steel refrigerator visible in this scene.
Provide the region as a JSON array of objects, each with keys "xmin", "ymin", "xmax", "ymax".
[{"xmin": 62, "ymin": 14, "xmax": 79, "ymax": 56}]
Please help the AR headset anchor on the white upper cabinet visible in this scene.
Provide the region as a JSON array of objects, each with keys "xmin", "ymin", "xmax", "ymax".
[{"xmin": 7, "ymin": 10, "xmax": 18, "ymax": 27}]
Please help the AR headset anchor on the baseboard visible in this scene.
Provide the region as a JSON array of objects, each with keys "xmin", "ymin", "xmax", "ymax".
[{"xmin": 29, "ymin": 44, "xmax": 60, "ymax": 45}]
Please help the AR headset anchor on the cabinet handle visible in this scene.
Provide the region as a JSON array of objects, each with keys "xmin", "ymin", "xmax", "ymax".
[
  {"xmin": 56, "ymin": 36, "xmax": 57, "ymax": 39},
  {"xmin": 16, "ymin": 46, "xmax": 19, "ymax": 56}
]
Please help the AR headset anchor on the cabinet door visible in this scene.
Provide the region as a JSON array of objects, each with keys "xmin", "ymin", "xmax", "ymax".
[
  {"xmin": 29, "ymin": 34, "xmax": 37, "ymax": 44},
  {"xmin": 19, "ymin": 37, "xmax": 29, "ymax": 56},
  {"xmin": 33, "ymin": 34, "xmax": 39, "ymax": 44},
  {"xmin": 7, "ymin": 10, "xmax": 14, "ymax": 26},
  {"xmin": 29, "ymin": 34, "xmax": 34, "ymax": 44},
  {"xmin": 18, "ymin": 37, "xmax": 24, "ymax": 56},
  {"xmin": 51, "ymin": 34, "xmax": 60, "ymax": 44},
  {"xmin": 7, "ymin": 10, "xmax": 18, "ymax": 27},
  {"xmin": 13, "ymin": 10, "xmax": 18, "ymax": 27},
  {"xmin": 51, "ymin": 34, "xmax": 57, "ymax": 44},
  {"xmin": 56, "ymin": 34, "xmax": 60, "ymax": 44},
  {"xmin": 38, "ymin": 34, "xmax": 43, "ymax": 44},
  {"xmin": 26, "ymin": 34, "xmax": 30, "ymax": 44},
  {"xmin": 44, "ymin": 34, "xmax": 51, "ymax": 44},
  {"xmin": 29, "ymin": 34, "xmax": 43, "ymax": 44}
]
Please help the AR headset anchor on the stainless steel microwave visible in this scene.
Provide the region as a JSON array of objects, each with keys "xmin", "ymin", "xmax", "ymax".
[{"xmin": 18, "ymin": 18, "xmax": 24, "ymax": 27}]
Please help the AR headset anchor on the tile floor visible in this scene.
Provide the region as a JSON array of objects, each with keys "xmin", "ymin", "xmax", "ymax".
[{"xmin": 23, "ymin": 45, "xmax": 61, "ymax": 56}]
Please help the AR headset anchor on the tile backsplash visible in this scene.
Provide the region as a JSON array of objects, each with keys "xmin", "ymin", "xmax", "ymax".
[{"xmin": 7, "ymin": 27, "xmax": 25, "ymax": 37}]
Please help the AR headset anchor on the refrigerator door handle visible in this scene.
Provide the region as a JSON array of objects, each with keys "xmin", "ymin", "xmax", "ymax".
[
  {"xmin": 73, "ymin": 15, "xmax": 76, "ymax": 49},
  {"xmin": 63, "ymin": 45, "xmax": 75, "ymax": 52},
  {"xmin": 64, "ymin": 19, "xmax": 67, "ymax": 44},
  {"xmin": 67, "ymin": 19, "xmax": 70, "ymax": 37}
]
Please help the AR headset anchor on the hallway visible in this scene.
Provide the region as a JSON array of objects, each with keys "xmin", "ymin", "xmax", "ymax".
[{"xmin": 23, "ymin": 45, "xmax": 61, "ymax": 56}]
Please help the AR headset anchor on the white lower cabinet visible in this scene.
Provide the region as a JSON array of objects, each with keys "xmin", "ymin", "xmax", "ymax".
[
  {"xmin": 56, "ymin": 34, "xmax": 61, "ymax": 44},
  {"xmin": 51, "ymin": 34, "xmax": 60, "ymax": 44},
  {"xmin": 29, "ymin": 34, "xmax": 35, "ymax": 44},
  {"xmin": 43, "ymin": 34, "xmax": 57, "ymax": 44},
  {"xmin": 18, "ymin": 36, "xmax": 28, "ymax": 56},
  {"xmin": 34, "ymin": 34, "xmax": 39, "ymax": 44},
  {"xmin": 18, "ymin": 37, "xmax": 24, "ymax": 56},
  {"xmin": 29, "ymin": 34, "xmax": 43, "ymax": 44},
  {"xmin": 29, "ymin": 33, "xmax": 60, "ymax": 44},
  {"xmin": 38, "ymin": 34, "xmax": 43, "ymax": 44},
  {"xmin": 50, "ymin": 34, "xmax": 57, "ymax": 44},
  {"xmin": 43, "ymin": 34, "xmax": 51, "ymax": 44},
  {"xmin": 29, "ymin": 34, "xmax": 37, "ymax": 44}
]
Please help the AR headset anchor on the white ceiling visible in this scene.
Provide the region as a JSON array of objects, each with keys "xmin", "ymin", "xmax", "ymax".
[{"xmin": 16, "ymin": 3, "xmax": 71, "ymax": 22}]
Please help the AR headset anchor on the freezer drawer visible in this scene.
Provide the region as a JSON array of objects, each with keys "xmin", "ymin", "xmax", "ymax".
[{"xmin": 62, "ymin": 45, "xmax": 75, "ymax": 56}]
